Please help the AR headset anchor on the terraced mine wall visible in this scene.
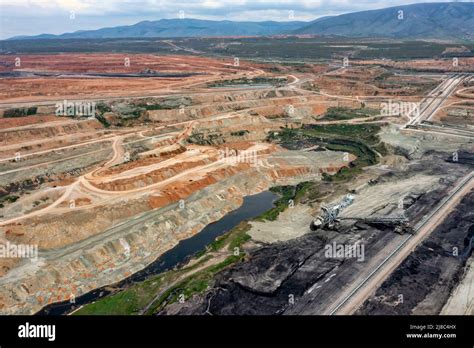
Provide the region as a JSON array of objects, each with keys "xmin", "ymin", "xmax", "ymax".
[
  {"xmin": 38, "ymin": 190, "xmax": 280, "ymax": 315},
  {"xmin": 0, "ymin": 143, "xmax": 114, "ymax": 197},
  {"xmin": 0, "ymin": 119, "xmax": 102, "ymax": 146},
  {"xmin": 146, "ymin": 94, "xmax": 359, "ymax": 124},
  {"xmin": 0, "ymin": 150, "xmax": 343, "ymax": 314},
  {"xmin": 0, "ymin": 119, "xmax": 106, "ymax": 157}
]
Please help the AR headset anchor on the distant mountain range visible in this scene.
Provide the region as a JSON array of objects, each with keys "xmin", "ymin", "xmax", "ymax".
[
  {"xmin": 8, "ymin": 2, "xmax": 474, "ymax": 41},
  {"xmin": 294, "ymin": 2, "xmax": 474, "ymax": 40},
  {"xmin": 9, "ymin": 19, "xmax": 306, "ymax": 40}
]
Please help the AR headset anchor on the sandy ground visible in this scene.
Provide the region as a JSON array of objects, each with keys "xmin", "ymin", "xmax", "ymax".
[
  {"xmin": 441, "ymin": 256, "xmax": 474, "ymax": 315},
  {"xmin": 248, "ymin": 204, "xmax": 314, "ymax": 243},
  {"xmin": 381, "ymin": 124, "xmax": 471, "ymax": 158}
]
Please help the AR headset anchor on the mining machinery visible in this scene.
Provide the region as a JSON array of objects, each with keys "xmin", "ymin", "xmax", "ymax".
[
  {"xmin": 310, "ymin": 195, "xmax": 412, "ymax": 234},
  {"xmin": 340, "ymin": 215, "xmax": 412, "ymax": 234},
  {"xmin": 310, "ymin": 194, "xmax": 354, "ymax": 231}
]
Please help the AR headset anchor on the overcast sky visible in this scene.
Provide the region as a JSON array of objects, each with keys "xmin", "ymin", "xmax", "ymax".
[{"xmin": 0, "ymin": 0, "xmax": 465, "ymax": 39}]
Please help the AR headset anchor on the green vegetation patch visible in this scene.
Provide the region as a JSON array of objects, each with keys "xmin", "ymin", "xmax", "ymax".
[
  {"xmin": 95, "ymin": 102, "xmax": 112, "ymax": 114},
  {"xmin": 208, "ymin": 77, "xmax": 287, "ymax": 88},
  {"xmin": 74, "ymin": 276, "xmax": 165, "ymax": 315},
  {"xmin": 4, "ymin": 107, "xmax": 37, "ymax": 118},
  {"xmin": 138, "ymin": 104, "xmax": 173, "ymax": 110},
  {"xmin": 208, "ymin": 222, "xmax": 251, "ymax": 252},
  {"xmin": 94, "ymin": 114, "xmax": 110, "ymax": 128},
  {"xmin": 75, "ymin": 222, "xmax": 252, "ymax": 315},
  {"xmin": 0, "ymin": 195, "xmax": 19, "ymax": 205},
  {"xmin": 230, "ymin": 130, "xmax": 250, "ymax": 137},
  {"xmin": 147, "ymin": 254, "xmax": 244, "ymax": 314},
  {"xmin": 188, "ymin": 132, "xmax": 225, "ymax": 145},
  {"xmin": 74, "ymin": 255, "xmax": 211, "ymax": 316},
  {"xmin": 255, "ymin": 182, "xmax": 313, "ymax": 222},
  {"xmin": 302, "ymin": 123, "xmax": 386, "ymax": 154},
  {"xmin": 269, "ymin": 123, "xmax": 387, "ymax": 183},
  {"xmin": 319, "ymin": 107, "xmax": 379, "ymax": 121}
]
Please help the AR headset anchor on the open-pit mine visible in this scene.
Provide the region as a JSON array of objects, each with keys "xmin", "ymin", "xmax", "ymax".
[{"xmin": 0, "ymin": 43, "xmax": 473, "ymax": 317}]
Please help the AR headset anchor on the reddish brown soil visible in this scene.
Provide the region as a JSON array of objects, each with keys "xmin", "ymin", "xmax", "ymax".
[
  {"xmin": 0, "ymin": 54, "xmax": 257, "ymax": 102},
  {"xmin": 0, "ymin": 115, "xmax": 59, "ymax": 130},
  {"xmin": 0, "ymin": 54, "xmax": 248, "ymax": 74}
]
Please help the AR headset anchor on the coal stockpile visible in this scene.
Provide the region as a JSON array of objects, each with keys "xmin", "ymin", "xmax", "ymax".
[
  {"xmin": 446, "ymin": 151, "xmax": 474, "ymax": 166},
  {"xmin": 158, "ymin": 222, "xmax": 392, "ymax": 315},
  {"xmin": 159, "ymin": 230, "xmax": 341, "ymax": 315}
]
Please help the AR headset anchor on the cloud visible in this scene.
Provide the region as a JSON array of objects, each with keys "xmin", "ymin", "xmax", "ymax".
[{"xmin": 0, "ymin": 0, "xmax": 457, "ymax": 39}]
